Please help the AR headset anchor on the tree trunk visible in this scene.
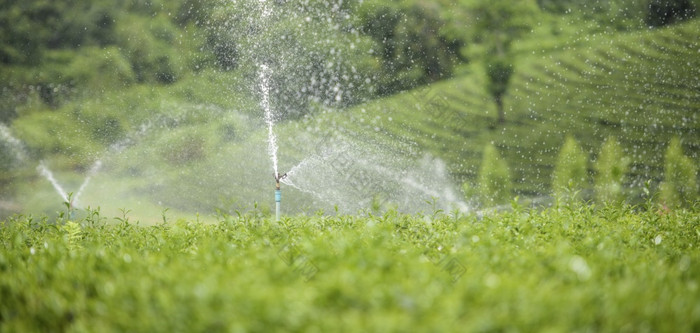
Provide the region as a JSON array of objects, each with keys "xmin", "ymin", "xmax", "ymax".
[{"xmin": 495, "ymin": 96, "xmax": 505, "ymax": 123}]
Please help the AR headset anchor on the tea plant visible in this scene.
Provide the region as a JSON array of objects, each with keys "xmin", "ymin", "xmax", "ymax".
[{"xmin": 1, "ymin": 203, "xmax": 698, "ymax": 331}]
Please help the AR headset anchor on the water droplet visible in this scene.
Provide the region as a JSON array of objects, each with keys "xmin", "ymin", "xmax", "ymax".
[
  {"xmin": 569, "ymin": 256, "xmax": 591, "ymax": 280},
  {"xmin": 484, "ymin": 274, "xmax": 500, "ymax": 288}
]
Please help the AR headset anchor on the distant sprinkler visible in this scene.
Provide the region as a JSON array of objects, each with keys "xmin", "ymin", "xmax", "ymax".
[{"xmin": 274, "ymin": 172, "xmax": 287, "ymax": 221}]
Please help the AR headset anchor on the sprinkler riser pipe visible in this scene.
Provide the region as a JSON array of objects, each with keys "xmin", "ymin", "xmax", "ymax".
[
  {"xmin": 275, "ymin": 189, "xmax": 281, "ymax": 221},
  {"xmin": 69, "ymin": 201, "xmax": 75, "ymax": 220}
]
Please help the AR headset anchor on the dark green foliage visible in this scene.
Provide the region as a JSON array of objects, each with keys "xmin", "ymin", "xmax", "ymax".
[
  {"xmin": 0, "ymin": 0, "xmax": 198, "ymax": 121},
  {"xmin": 0, "ymin": 0, "xmax": 120, "ymax": 65},
  {"xmin": 660, "ymin": 137, "xmax": 698, "ymax": 208},
  {"xmin": 485, "ymin": 57, "xmax": 514, "ymax": 123},
  {"xmin": 537, "ymin": 0, "xmax": 698, "ymax": 30},
  {"xmin": 647, "ymin": 0, "xmax": 697, "ymax": 26},
  {"xmin": 461, "ymin": 0, "xmax": 535, "ymax": 121},
  {"xmin": 202, "ymin": 3, "xmax": 241, "ymax": 71},
  {"xmin": 207, "ymin": 33, "xmax": 238, "ymax": 71},
  {"xmin": 174, "ymin": 0, "xmax": 213, "ymax": 26},
  {"xmin": 116, "ymin": 15, "xmax": 183, "ymax": 84},
  {"xmin": 357, "ymin": 1, "xmax": 463, "ymax": 95}
]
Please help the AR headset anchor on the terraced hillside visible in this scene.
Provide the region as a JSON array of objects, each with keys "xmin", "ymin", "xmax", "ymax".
[
  {"xmin": 316, "ymin": 19, "xmax": 700, "ymax": 198},
  {"xmin": 5, "ymin": 18, "xmax": 698, "ymax": 218}
]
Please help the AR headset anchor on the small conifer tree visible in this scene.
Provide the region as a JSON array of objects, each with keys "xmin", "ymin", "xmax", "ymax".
[
  {"xmin": 478, "ymin": 143, "xmax": 512, "ymax": 206},
  {"xmin": 552, "ymin": 135, "xmax": 589, "ymax": 200},
  {"xmin": 660, "ymin": 137, "xmax": 698, "ymax": 208},
  {"xmin": 594, "ymin": 137, "xmax": 630, "ymax": 204}
]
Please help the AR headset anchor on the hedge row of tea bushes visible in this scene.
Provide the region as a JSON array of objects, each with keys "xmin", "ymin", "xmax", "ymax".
[{"xmin": 1, "ymin": 204, "xmax": 698, "ymax": 331}]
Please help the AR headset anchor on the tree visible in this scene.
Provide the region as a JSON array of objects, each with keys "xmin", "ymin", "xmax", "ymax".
[
  {"xmin": 486, "ymin": 57, "xmax": 514, "ymax": 123},
  {"xmin": 659, "ymin": 137, "xmax": 698, "ymax": 208},
  {"xmin": 357, "ymin": 1, "xmax": 464, "ymax": 95},
  {"xmin": 478, "ymin": 143, "xmax": 512, "ymax": 206},
  {"xmin": 594, "ymin": 137, "xmax": 630, "ymax": 204},
  {"xmin": 552, "ymin": 135, "xmax": 589, "ymax": 200},
  {"xmin": 0, "ymin": 1, "xmax": 121, "ymax": 65},
  {"xmin": 646, "ymin": 0, "xmax": 696, "ymax": 27},
  {"xmin": 462, "ymin": 0, "xmax": 538, "ymax": 122}
]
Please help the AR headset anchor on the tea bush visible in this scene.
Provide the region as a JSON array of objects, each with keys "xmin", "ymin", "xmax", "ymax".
[{"xmin": 1, "ymin": 204, "xmax": 698, "ymax": 331}]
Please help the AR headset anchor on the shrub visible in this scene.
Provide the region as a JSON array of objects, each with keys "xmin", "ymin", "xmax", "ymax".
[
  {"xmin": 158, "ymin": 127, "xmax": 211, "ymax": 166},
  {"xmin": 552, "ymin": 135, "xmax": 589, "ymax": 200},
  {"xmin": 478, "ymin": 143, "xmax": 512, "ymax": 206},
  {"xmin": 116, "ymin": 15, "xmax": 183, "ymax": 84},
  {"xmin": 65, "ymin": 46, "xmax": 137, "ymax": 93},
  {"xmin": 594, "ymin": 137, "xmax": 630, "ymax": 204},
  {"xmin": 659, "ymin": 137, "xmax": 698, "ymax": 208}
]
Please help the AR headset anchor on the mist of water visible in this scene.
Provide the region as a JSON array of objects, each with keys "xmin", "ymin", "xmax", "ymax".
[
  {"xmin": 74, "ymin": 160, "xmax": 103, "ymax": 208},
  {"xmin": 37, "ymin": 162, "xmax": 69, "ymax": 204},
  {"xmin": 280, "ymin": 136, "xmax": 469, "ymax": 213},
  {"xmin": 0, "ymin": 123, "xmax": 28, "ymax": 163},
  {"xmin": 4, "ymin": 0, "xmax": 473, "ymax": 219}
]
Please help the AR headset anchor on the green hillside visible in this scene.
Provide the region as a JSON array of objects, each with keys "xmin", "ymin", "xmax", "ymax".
[
  {"xmin": 315, "ymin": 19, "xmax": 700, "ymax": 199},
  {"xmin": 15, "ymin": 19, "xmax": 697, "ymax": 218},
  {"xmin": 2, "ymin": 3, "xmax": 699, "ymax": 217}
]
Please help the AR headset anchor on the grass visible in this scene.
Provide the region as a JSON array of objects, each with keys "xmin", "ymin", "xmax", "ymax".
[{"xmin": 1, "ymin": 203, "xmax": 699, "ymax": 331}]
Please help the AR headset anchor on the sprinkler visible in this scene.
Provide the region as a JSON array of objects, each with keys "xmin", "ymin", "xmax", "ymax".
[{"xmin": 274, "ymin": 172, "xmax": 287, "ymax": 221}]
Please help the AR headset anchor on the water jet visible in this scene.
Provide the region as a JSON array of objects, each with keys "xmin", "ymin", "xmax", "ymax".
[{"xmin": 37, "ymin": 160, "xmax": 103, "ymax": 219}]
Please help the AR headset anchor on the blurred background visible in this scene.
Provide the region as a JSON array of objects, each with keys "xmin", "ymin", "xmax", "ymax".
[{"xmin": 1, "ymin": 0, "xmax": 698, "ymax": 221}]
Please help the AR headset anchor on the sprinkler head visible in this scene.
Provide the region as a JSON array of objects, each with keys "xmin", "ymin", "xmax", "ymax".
[{"xmin": 274, "ymin": 172, "xmax": 287, "ymax": 190}]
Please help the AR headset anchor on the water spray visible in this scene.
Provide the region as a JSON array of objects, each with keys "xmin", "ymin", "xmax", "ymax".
[{"xmin": 274, "ymin": 172, "xmax": 287, "ymax": 221}]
